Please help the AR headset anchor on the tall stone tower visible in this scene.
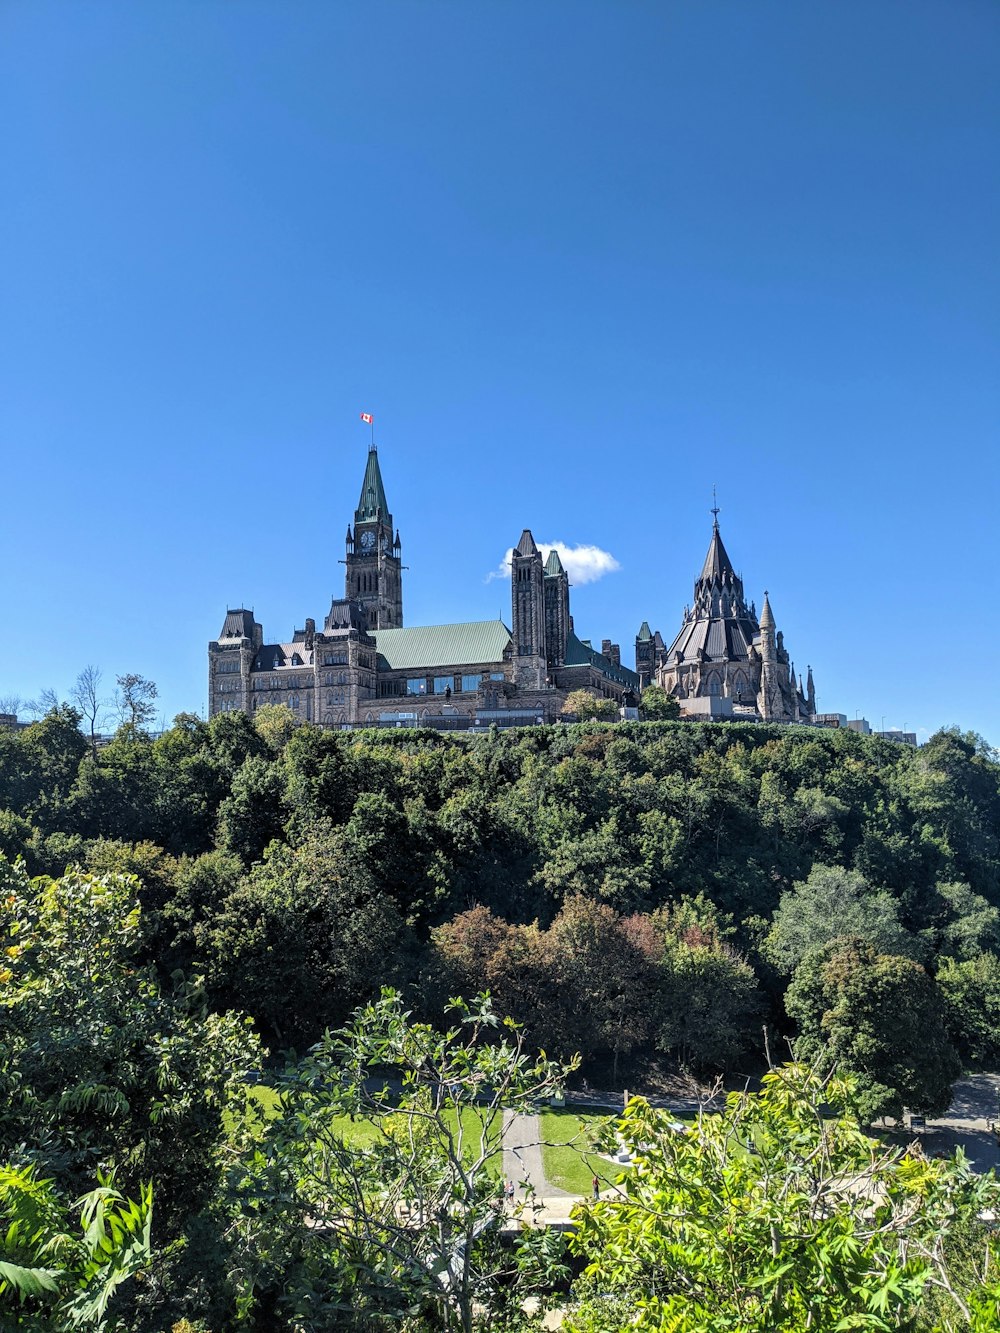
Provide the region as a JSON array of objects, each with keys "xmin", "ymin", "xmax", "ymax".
[
  {"xmin": 345, "ymin": 445, "xmax": 403, "ymax": 629},
  {"xmin": 511, "ymin": 529, "xmax": 546, "ymax": 689},
  {"xmin": 757, "ymin": 592, "xmax": 784, "ymax": 721},
  {"xmin": 543, "ymin": 548, "xmax": 570, "ymax": 668}
]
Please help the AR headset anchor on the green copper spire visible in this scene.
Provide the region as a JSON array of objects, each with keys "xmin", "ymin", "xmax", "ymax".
[{"xmin": 355, "ymin": 445, "xmax": 391, "ymax": 524}]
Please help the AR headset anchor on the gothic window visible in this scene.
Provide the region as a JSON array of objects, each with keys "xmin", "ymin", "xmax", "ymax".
[
  {"xmin": 707, "ymin": 675, "xmax": 721, "ymax": 696},
  {"xmin": 365, "ymin": 712, "xmax": 374, "ymax": 724},
  {"xmin": 338, "ymin": 672, "xmax": 347, "ymax": 686}
]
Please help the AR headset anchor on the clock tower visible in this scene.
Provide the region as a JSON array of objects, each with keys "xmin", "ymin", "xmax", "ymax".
[{"xmin": 345, "ymin": 444, "xmax": 403, "ymax": 629}]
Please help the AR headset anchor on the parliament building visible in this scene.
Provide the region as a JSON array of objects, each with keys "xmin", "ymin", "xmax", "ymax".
[
  {"xmin": 208, "ymin": 446, "xmax": 639, "ymax": 730},
  {"xmin": 208, "ymin": 446, "xmax": 817, "ymax": 730}
]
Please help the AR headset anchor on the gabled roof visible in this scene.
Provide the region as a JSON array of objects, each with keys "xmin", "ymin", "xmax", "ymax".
[
  {"xmin": 355, "ymin": 446, "xmax": 391, "ymax": 524},
  {"xmin": 373, "ymin": 620, "xmax": 512, "ymax": 671}
]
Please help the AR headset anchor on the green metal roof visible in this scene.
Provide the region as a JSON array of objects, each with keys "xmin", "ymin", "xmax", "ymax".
[
  {"xmin": 637, "ymin": 620, "xmax": 652, "ymax": 642},
  {"xmin": 564, "ymin": 630, "xmax": 640, "ymax": 687},
  {"xmin": 544, "ymin": 549, "xmax": 565, "ymax": 576},
  {"xmin": 373, "ymin": 620, "xmax": 512, "ymax": 672},
  {"xmin": 355, "ymin": 447, "xmax": 391, "ymax": 523}
]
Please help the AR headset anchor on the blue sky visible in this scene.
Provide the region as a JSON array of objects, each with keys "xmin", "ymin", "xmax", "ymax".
[{"xmin": 1, "ymin": 1, "xmax": 997, "ymax": 742}]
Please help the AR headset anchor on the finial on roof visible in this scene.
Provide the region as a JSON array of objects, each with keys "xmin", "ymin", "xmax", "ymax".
[{"xmin": 711, "ymin": 483, "xmax": 720, "ymax": 529}]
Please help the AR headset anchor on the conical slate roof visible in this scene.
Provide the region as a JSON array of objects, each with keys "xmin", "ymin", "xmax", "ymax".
[
  {"xmin": 355, "ymin": 446, "xmax": 391, "ymax": 524},
  {"xmin": 698, "ymin": 520, "xmax": 737, "ymax": 585},
  {"xmin": 759, "ymin": 591, "xmax": 775, "ymax": 629}
]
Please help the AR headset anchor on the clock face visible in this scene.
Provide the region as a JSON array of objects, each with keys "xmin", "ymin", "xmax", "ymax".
[{"xmin": 360, "ymin": 530, "xmax": 376, "ymax": 551}]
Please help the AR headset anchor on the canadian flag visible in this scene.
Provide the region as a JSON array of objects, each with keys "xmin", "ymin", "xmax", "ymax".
[{"xmin": 360, "ymin": 412, "xmax": 373, "ymax": 425}]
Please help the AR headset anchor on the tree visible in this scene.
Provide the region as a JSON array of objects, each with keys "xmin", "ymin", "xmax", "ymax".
[
  {"xmin": 114, "ymin": 673, "xmax": 158, "ymax": 733},
  {"xmin": 785, "ymin": 937, "xmax": 961, "ymax": 1121},
  {"xmin": 561, "ymin": 690, "xmax": 618, "ymax": 722},
  {"xmin": 636, "ymin": 684, "xmax": 680, "ymax": 721},
  {"xmin": 0, "ymin": 857, "xmax": 262, "ymax": 1234},
  {"xmin": 0, "ymin": 1165, "xmax": 152, "ymax": 1330},
  {"xmin": 938, "ymin": 952, "xmax": 1000, "ymax": 1069},
  {"xmin": 764, "ymin": 864, "xmax": 914, "ymax": 973},
  {"xmin": 236, "ymin": 990, "xmax": 574, "ymax": 1332},
  {"xmin": 567, "ymin": 1064, "xmax": 1000, "ymax": 1332},
  {"xmin": 655, "ymin": 933, "xmax": 762, "ymax": 1075},
  {"xmin": 69, "ymin": 666, "xmax": 110, "ymax": 758}
]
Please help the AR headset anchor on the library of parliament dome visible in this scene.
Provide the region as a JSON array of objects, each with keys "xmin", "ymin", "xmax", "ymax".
[{"xmin": 209, "ymin": 447, "xmax": 816, "ymax": 730}]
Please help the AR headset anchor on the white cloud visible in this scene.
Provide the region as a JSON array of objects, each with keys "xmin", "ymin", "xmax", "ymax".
[{"xmin": 486, "ymin": 541, "xmax": 621, "ymax": 586}]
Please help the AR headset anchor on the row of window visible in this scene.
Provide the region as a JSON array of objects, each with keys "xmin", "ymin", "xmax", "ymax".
[
  {"xmin": 216, "ymin": 680, "xmax": 241, "ymax": 694},
  {"xmin": 405, "ymin": 672, "xmax": 504, "ymax": 696},
  {"xmin": 216, "ymin": 659, "xmax": 241, "ymax": 673}
]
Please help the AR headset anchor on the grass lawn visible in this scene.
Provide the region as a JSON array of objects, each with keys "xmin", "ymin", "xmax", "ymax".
[
  {"xmin": 239, "ymin": 1086, "xmax": 501, "ymax": 1171},
  {"xmin": 539, "ymin": 1108, "xmax": 629, "ymax": 1195}
]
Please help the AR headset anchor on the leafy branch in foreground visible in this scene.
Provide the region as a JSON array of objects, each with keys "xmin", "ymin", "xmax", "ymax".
[
  {"xmin": 567, "ymin": 1063, "xmax": 1000, "ymax": 1332},
  {"xmin": 0, "ymin": 1165, "xmax": 151, "ymax": 1330}
]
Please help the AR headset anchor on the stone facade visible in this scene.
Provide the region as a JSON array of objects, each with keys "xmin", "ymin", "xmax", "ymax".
[
  {"xmin": 209, "ymin": 447, "xmax": 638, "ymax": 729},
  {"xmin": 638, "ymin": 516, "xmax": 816, "ymax": 724}
]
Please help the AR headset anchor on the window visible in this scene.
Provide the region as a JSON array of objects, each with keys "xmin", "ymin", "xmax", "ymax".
[
  {"xmin": 433, "ymin": 676, "xmax": 453, "ymax": 695},
  {"xmin": 490, "ymin": 673, "xmax": 505, "ymax": 681},
  {"xmin": 406, "ymin": 678, "xmax": 427, "ymax": 696},
  {"xmin": 461, "ymin": 674, "xmax": 481, "ymax": 693}
]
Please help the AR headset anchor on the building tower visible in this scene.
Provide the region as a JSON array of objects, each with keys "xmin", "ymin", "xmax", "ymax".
[
  {"xmin": 345, "ymin": 445, "xmax": 403, "ymax": 629},
  {"xmin": 757, "ymin": 592, "xmax": 784, "ymax": 722},
  {"xmin": 511, "ymin": 529, "xmax": 546, "ymax": 689},
  {"xmin": 543, "ymin": 548, "xmax": 570, "ymax": 668}
]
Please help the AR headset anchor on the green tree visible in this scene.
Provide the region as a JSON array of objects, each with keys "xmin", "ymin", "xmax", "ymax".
[
  {"xmin": 636, "ymin": 684, "xmax": 680, "ymax": 721},
  {"xmin": 560, "ymin": 690, "xmax": 618, "ymax": 722},
  {"xmin": 785, "ymin": 938, "xmax": 960, "ymax": 1121},
  {"xmin": 0, "ymin": 858, "xmax": 262, "ymax": 1234},
  {"xmin": 567, "ymin": 1064, "xmax": 1000, "ymax": 1332},
  {"xmin": 237, "ymin": 990, "xmax": 574, "ymax": 1332},
  {"xmin": 764, "ymin": 864, "xmax": 914, "ymax": 973},
  {"xmin": 113, "ymin": 674, "xmax": 159, "ymax": 734},
  {"xmin": 938, "ymin": 952, "xmax": 1000, "ymax": 1069}
]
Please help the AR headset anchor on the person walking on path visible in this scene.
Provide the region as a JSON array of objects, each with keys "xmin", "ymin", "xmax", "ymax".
[{"xmin": 592, "ymin": 1174, "xmax": 600, "ymax": 1201}]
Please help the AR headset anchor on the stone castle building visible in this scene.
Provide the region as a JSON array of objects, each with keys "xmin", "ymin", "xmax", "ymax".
[
  {"xmin": 209, "ymin": 446, "xmax": 639, "ymax": 728},
  {"xmin": 636, "ymin": 511, "xmax": 816, "ymax": 724}
]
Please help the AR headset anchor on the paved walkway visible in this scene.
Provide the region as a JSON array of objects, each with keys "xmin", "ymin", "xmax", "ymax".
[{"xmin": 502, "ymin": 1108, "xmax": 574, "ymax": 1200}]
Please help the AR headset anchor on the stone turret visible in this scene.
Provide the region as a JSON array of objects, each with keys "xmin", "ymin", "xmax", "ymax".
[
  {"xmin": 511, "ymin": 529, "xmax": 546, "ymax": 689},
  {"xmin": 543, "ymin": 547, "xmax": 570, "ymax": 668}
]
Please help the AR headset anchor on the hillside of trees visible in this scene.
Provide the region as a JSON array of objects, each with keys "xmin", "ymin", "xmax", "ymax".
[{"xmin": 4, "ymin": 705, "xmax": 1000, "ymax": 1327}]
